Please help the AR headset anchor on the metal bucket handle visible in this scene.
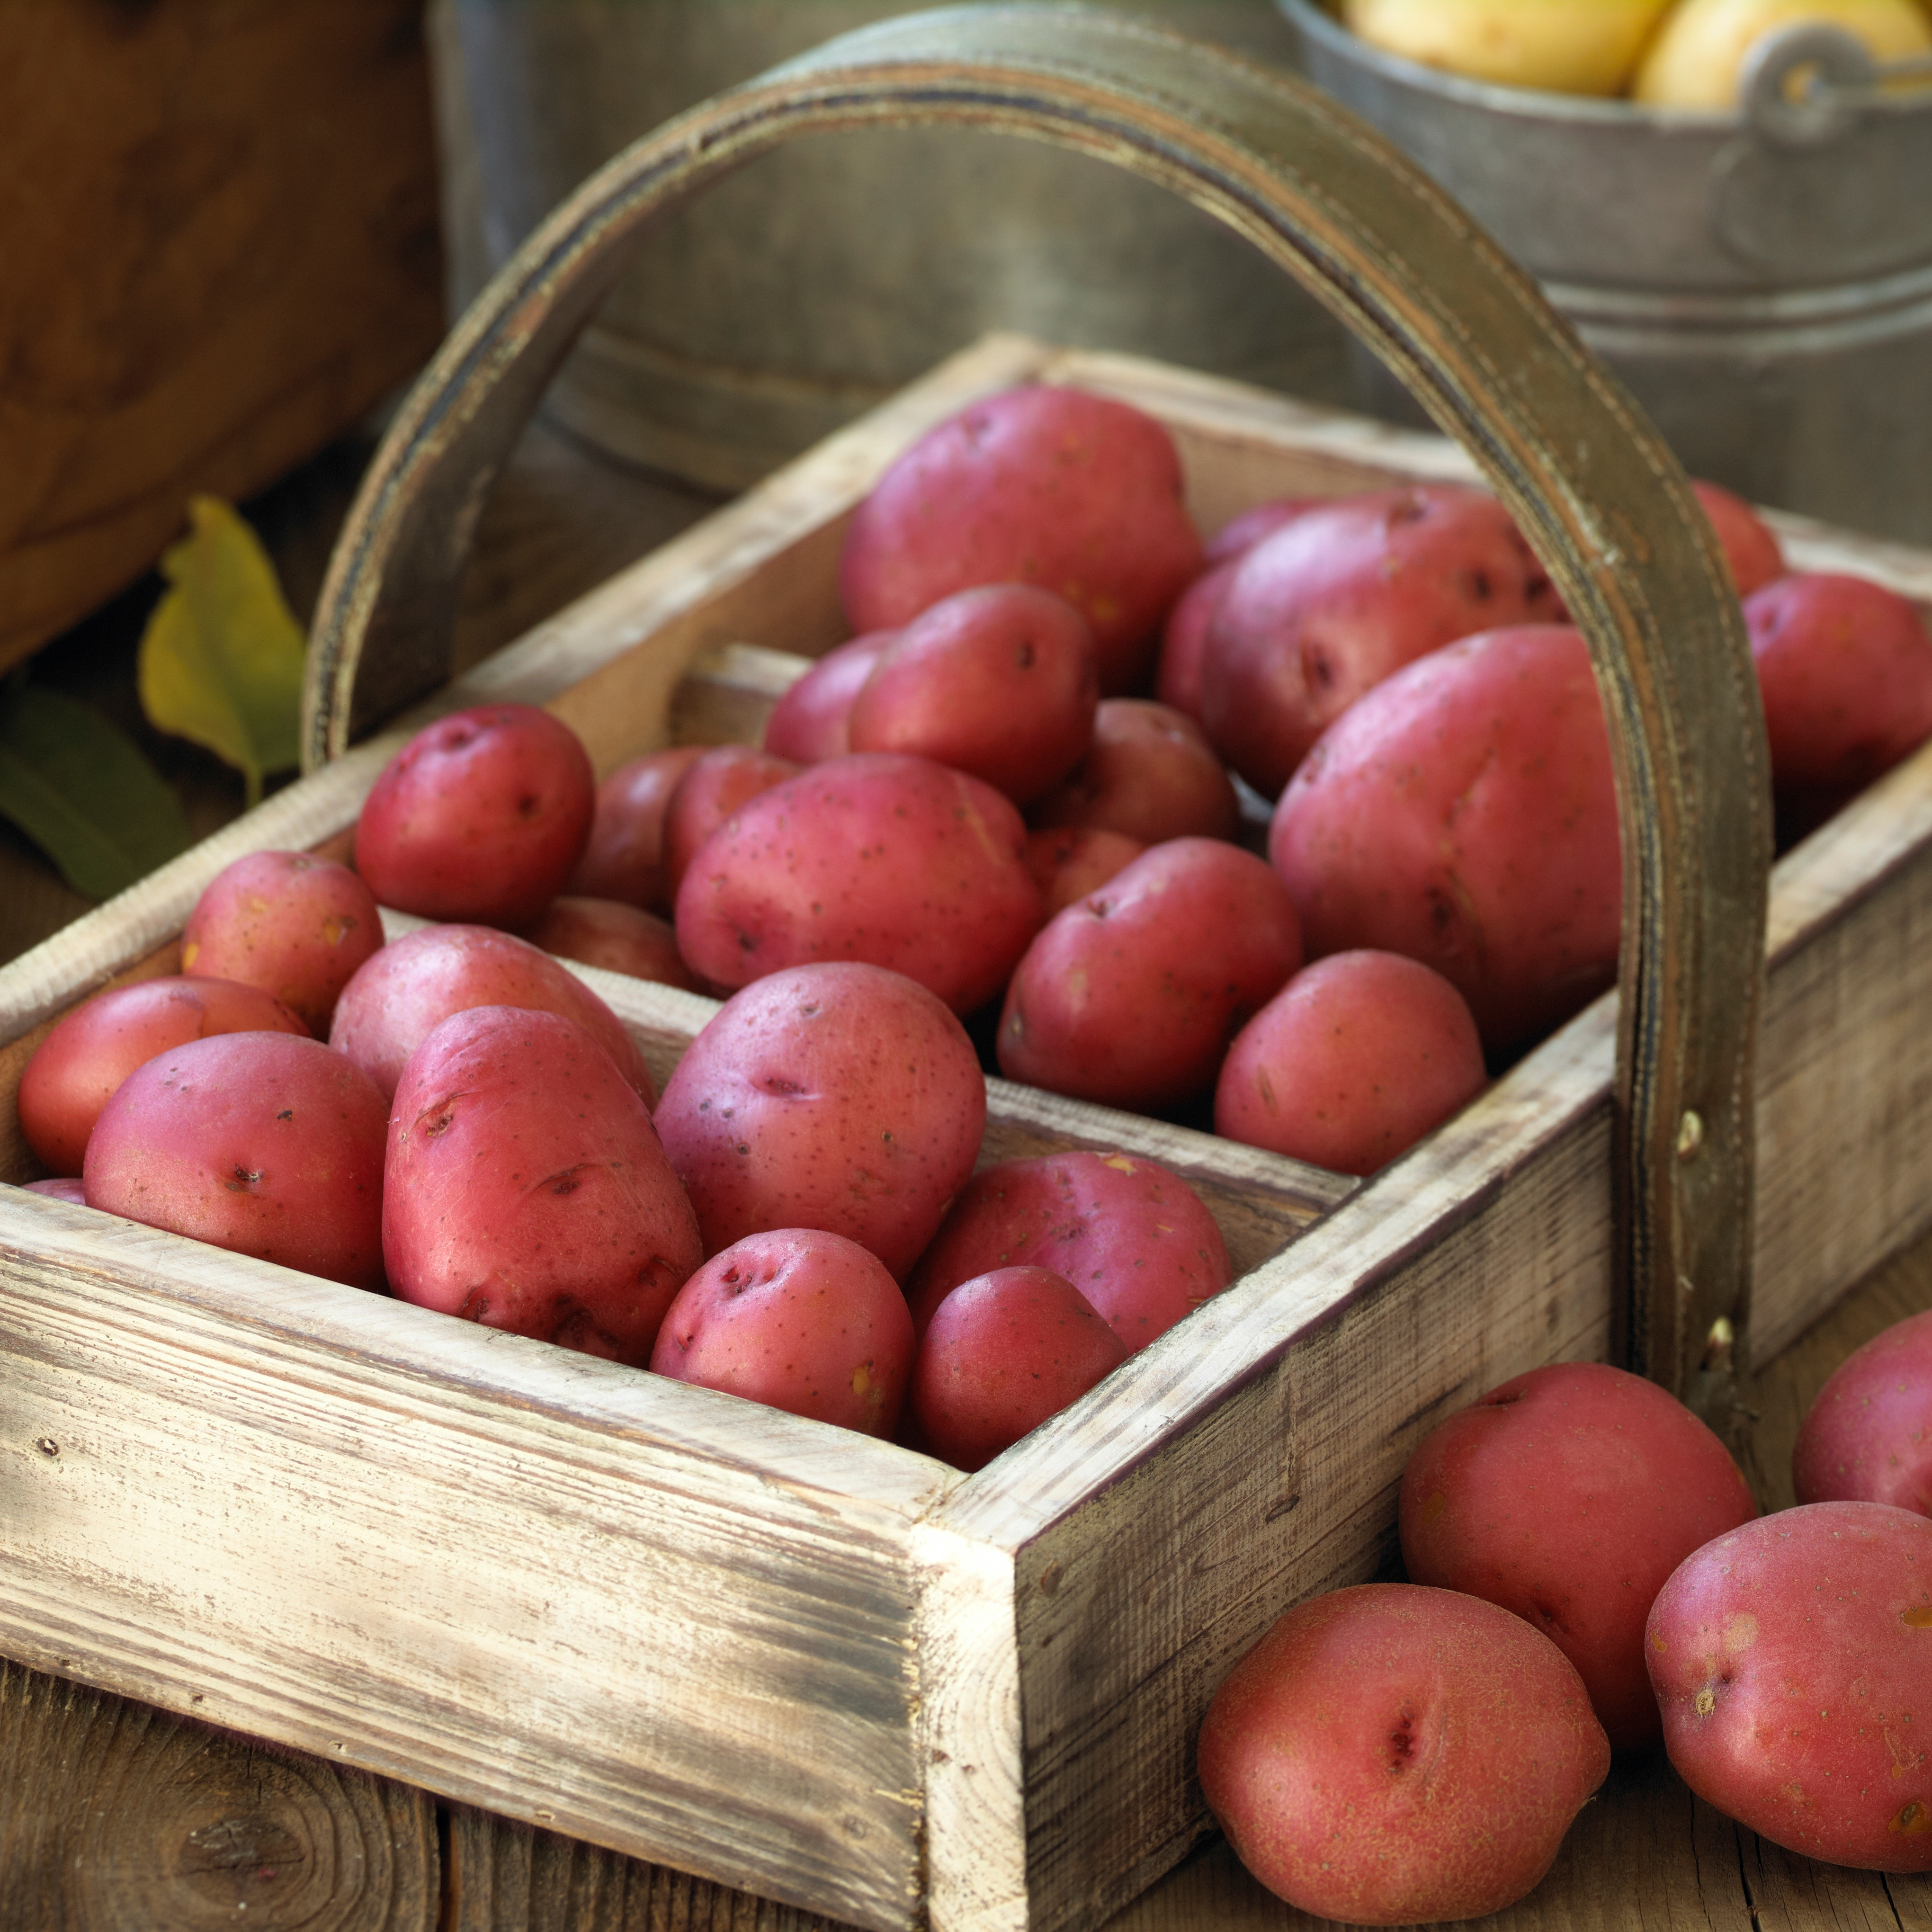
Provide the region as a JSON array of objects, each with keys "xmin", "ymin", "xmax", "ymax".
[{"xmin": 301, "ymin": 2, "xmax": 1770, "ymax": 1406}]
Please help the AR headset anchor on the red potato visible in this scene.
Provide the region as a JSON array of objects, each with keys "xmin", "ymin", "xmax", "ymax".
[
  {"xmin": 1198, "ymin": 1584, "xmax": 1611, "ymax": 1925},
  {"xmin": 649, "ymin": 1228, "xmax": 913, "ymax": 1438},
  {"xmin": 1400, "ymin": 1361, "xmax": 1758, "ymax": 1752},
  {"xmin": 673, "ymin": 751, "xmax": 1044, "ymax": 1016},
  {"xmin": 1693, "ymin": 478, "xmax": 1784, "ymax": 598},
  {"xmin": 1029, "ymin": 698, "xmax": 1240, "ymax": 847},
  {"xmin": 1646, "ymin": 1502, "xmax": 1932, "ymax": 1871},
  {"xmin": 329, "ymin": 923, "xmax": 653, "ymax": 1105},
  {"xmin": 180, "ymin": 850, "xmax": 383, "ymax": 1035},
  {"xmin": 839, "ymin": 383, "xmax": 1204, "ymax": 695},
  {"xmin": 519, "ymin": 896, "xmax": 703, "ymax": 993},
  {"xmin": 384, "ymin": 1005, "xmax": 701, "ymax": 1364},
  {"xmin": 1205, "ymin": 496, "xmax": 1326, "ymax": 567},
  {"xmin": 660, "ymin": 744, "xmax": 802, "ymax": 903},
  {"xmin": 905, "ymin": 1150, "xmax": 1233, "ymax": 1354},
  {"xmin": 83, "ymin": 1031, "xmax": 387, "ymax": 1290},
  {"xmin": 22, "ymin": 1177, "xmax": 89, "ymax": 1204},
  {"xmin": 1199, "ymin": 484, "xmax": 1563, "ymax": 798},
  {"xmin": 1216, "ymin": 950, "xmax": 1487, "ymax": 1177},
  {"xmin": 998, "ymin": 838, "xmax": 1302, "ymax": 1112},
  {"xmin": 1793, "ymin": 1307, "xmax": 1932, "ymax": 1515},
  {"xmin": 762, "ymin": 632, "xmax": 896, "ymax": 765},
  {"xmin": 847, "ymin": 583, "xmax": 1099, "ymax": 806},
  {"xmin": 653, "ymin": 961, "xmax": 986, "ymax": 1280},
  {"xmin": 354, "ymin": 702, "xmax": 595, "ymax": 928},
  {"xmin": 1269, "ymin": 625, "xmax": 1622, "ymax": 1055},
  {"xmin": 18, "ymin": 975, "xmax": 309, "ymax": 1176},
  {"xmin": 1023, "ymin": 826, "xmax": 1146, "ymax": 915},
  {"xmin": 1746, "ymin": 572, "xmax": 1932, "ymax": 842},
  {"xmin": 569, "ymin": 746, "xmax": 706, "ymax": 913},
  {"xmin": 911, "ymin": 1266, "xmax": 1128, "ymax": 1472}
]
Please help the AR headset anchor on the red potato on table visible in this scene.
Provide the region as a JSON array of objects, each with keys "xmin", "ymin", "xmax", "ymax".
[
  {"xmin": 384, "ymin": 1005, "xmax": 701, "ymax": 1364},
  {"xmin": 1028, "ymin": 698, "xmax": 1240, "ymax": 847},
  {"xmin": 569, "ymin": 746, "xmax": 706, "ymax": 913},
  {"xmin": 1793, "ymin": 1306, "xmax": 1932, "ymax": 1515},
  {"xmin": 660, "ymin": 744, "xmax": 801, "ymax": 903},
  {"xmin": 762, "ymin": 632, "xmax": 896, "ymax": 765},
  {"xmin": 519, "ymin": 896, "xmax": 703, "ymax": 993}
]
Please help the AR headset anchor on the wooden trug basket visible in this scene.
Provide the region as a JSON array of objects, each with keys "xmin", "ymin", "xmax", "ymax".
[{"xmin": 6, "ymin": 13, "xmax": 1932, "ymax": 1932}]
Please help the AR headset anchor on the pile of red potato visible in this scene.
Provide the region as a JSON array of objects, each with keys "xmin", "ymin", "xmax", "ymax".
[{"xmin": 14, "ymin": 381, "xmax": 1932, "ymax": 1921}]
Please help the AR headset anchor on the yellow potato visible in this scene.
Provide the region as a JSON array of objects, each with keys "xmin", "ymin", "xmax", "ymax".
[
  {"xmin": 1342, "ymin": 0, "xmax": 1676, "ymax": 94},
  {"xmin": 1632, "ymin": 0, "xmax": 1932, "ymax": 107}
]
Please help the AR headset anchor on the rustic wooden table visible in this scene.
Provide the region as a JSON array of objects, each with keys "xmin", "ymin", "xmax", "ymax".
[{"xmin": 4, "ymin": 415, "xmax": 1930, "ymax": 1932}]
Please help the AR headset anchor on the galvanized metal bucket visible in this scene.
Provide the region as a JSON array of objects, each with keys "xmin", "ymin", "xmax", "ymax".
[{"xmin": 1278, "ymin": 0, "xmax": 1932, "ymax": 545}]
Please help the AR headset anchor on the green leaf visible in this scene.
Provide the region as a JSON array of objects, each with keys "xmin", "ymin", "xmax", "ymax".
[
  {"xmin": 0, "ymin": 683, "xmax": 194, "ymax": 902},
  {"xmin": 138, "ymin": 495, "xmax": 307, "ymax": 807}
]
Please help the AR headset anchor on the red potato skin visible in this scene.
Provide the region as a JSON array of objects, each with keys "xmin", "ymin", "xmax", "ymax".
[
  {"xmin": 847, "ymin": 583, "xmax": 1099, "ymax": 806},
  {"xmin": 673, "ymin": 751, "xmax": 1044, "ymax": 1015},
  {"xmin": 354, "ymin": 703, "xmax": 595, "ymax": 928},
  {"xmin": 519, "ymin": 896, "xmax": 703, "ymax": 993},
  {"xmin": 1793, "ymin": 1308, "xmax": 1932, "ymax": 1515},
  {"xmin": 911, "ymin": 1266, "xmax": 1128, "ymax": 1472},
  {"xmin": 1199, "ymin": 485, "xmax": 1563, "ymax": 798},
  {"xmin": 1205, "ymin": 496, "xmax": 1326, "ymax": 567},
  {"xmin": 569, "ymin": 746, "xmax": 706, "ymax": 913},
  {"xmin": 653, "ymin": 962, "xmax": 986, "ymax": 1280},
  {"xmin": 179, "ymin": 850, "xmax": 383, "ymax": 1035},
  {"xmin": 1399, "ymin": 1361, "xmax": 1757, "ymax": 1752},
  {"xmin": 18, "ymin": 975, "xmax": 310, "ymax": 1175},
  {"xmin": 1269, "ymin": 624, "xmax": 1621, "ymax": 1055},
  {"xmin": 1693, "ymin": 478, "xmax": 1785, "ymax": 599},
  {"xmin": 23, "ymin": 1177, "xmax": 89, "ymax": 1204},
  {"xmin": 661, "ymin": 744, "xmax": 802, "ymax": 904},
  {"xmin": 998, "ymin": 837, "xmax": 1303, "ymax": 1112},
  {"xmin": 905, "ymin": 1150, "xmax": 1233, "ymax": 1354},
  {"xmin": 1198, "ymin": 1584, "xmax": 1611, "ymax": 1926},
  {"xmin": 1215, "ymin": 950, "xmax": 1487, "ymax": 1177},
  {"xmin": 384, "ymin": 1005, "xmax": 701, "ymax": 1364},
  {"xmin": 762, "ymin": 632, "xmax": 897, "ymax": 765},
  {"xmin": 1023, "ymin": 826, "xmax": 1146, "ymax": 915},
  {"xmin": 649, "ymin": 1228, "xmax": 913, "ymax": 1438},
  {"xmin": 83, "ymin": 1031, "xmax": 388, "ymax": 1290},
  {"xmin": 1029, "ymin": 698, "xmax": 1240, "ymax": 846},
  {"xmin": 329, "ymin": 923, "xmax": 653, "ymax": 1106},
  {"xmin": 1646, "ymin": 1503, "xmax": 1932, "ymax": 1871},
  {"xmin": 839, "ymin": 384, "xmax": 1204, "ymax": 695}
]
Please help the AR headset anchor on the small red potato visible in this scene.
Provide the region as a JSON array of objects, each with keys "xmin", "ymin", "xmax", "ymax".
[
  {"xmin": 19, "ymin": 975, "xmax": 310, "ymax": 1175},
  {"xmin": 1693, "ymin": 477, "xmax": 1784, "ymax": 598},
  {"xmin": 674, "ymin": 751, "xmax": 1044, "ymax": 1015},
  {"xmin": 1205, "ymin": 496, "xmax": 1326, "ymax": 567},
  {"xmin": 661, "ymin": 744, "xmax": 802, "ymax": 903},
  {"xmin": 1793, "ymin": 1307, "xmax": 1932, "ymax": 1515},
  {"xmin": 649, "ymin": 1228, "xmax": 913, "ymax": 1438},
  {"xmin": 180, "ymin": 850, "xmax": 384, "ymax": 1035},
  {"xmin": 1400, "ymin": 1360, "xmax": 1757, "ymax": 1751},
  {"xmin": 906, "ymin": 1150, "xmax": 1233, "ymax": 1354},
  {"xmin": 1646, "ymin": 1502, "xmax": 1932, "ymax": 1870},
  {"xmin": 354, "ymin": 702, "xmax": 595, "ymax": 927},
  {"xmin": 1199, "ymin": 484, "xmax": 1562, "ymax": 797},
  {"xmin": 1198, "ymin": 1583, "xmax": 1611, "ymax": 1926},
  {"xmin": 839, "ymin": 383, "xmax": 1204, "ymax": 695},
  {"xmin": 998, "ymin": 838, "xmax": 1302, "ymax": 1112},
  {"xmin": 83, "ymin": 1031, "xmax": 388, "ymax": 1290},
  {"xmin": 653, "ymin": 961, "xmax": 986, "ymax": 1279},
  {"xmin": 847, "ymin": 583, "xmax": 1099, "ymax": 805},
  {"xmin": 520, "ymin": 896, "xmax": 703, "ymax": 993},
  {"xmin": 1270, "ymin": 625, "xmax": 1621, "ymax": 1055},
  {"xmin": 1216, "ymin": 951, "xmax": 1487, "ymax": 1177},
  {"xmin": 569, "ymin": 746, "xmax": 706, "ymax": 913},
  {"xmin": 22, "ymin": 1177, "xmax": 89, "ymax": 1204},
  {"xmin": 911, "ymin": 1265, "xmax": 1128, "ymax": 1472},
  {"xmin": 1029, "ymin": 698, "xmax": 1240, "ymax": 847},
  {"xmin": 1023, "ymin": 826, "xmax": 1146, "ymax": 915},
  {"xmin": 384, "ymin": 1005, "xmax": 701, "ymax": 1363},
  {"xmin": 762, "ymin": 632, "xmax": 896, "ymax": 765},
  {"xmin": 330, "ymin": 923, "xmax": 653, "ymax": 1105}
]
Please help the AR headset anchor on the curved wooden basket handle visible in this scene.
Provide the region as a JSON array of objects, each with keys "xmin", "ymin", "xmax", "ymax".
[{"xmin": 302, "ymin": 4, "xmax": 1770, "ymax": 1404}]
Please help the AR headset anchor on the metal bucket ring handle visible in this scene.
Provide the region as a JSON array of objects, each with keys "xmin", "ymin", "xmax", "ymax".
[{"xmin": 301, "ymin": 3, "xmax": 1770, "ymax": 1407}]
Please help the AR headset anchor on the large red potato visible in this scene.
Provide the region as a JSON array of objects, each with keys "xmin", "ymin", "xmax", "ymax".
[
  {"xmin": 354, "ymin": 703, "xmax": 594, "ymax": 927},
  {"xmin": 649, "ymin": 1228, "xmax": 913, "ymax": 1438},
  {"xmin": 1793, "ymin": 1307, "xmax": 1932, "ymax": 1515},
  {"xmin": 180, "ymin": 850, "xmax": 383, "ymax": 1035},
  {"xmin": 1028, "ymin": 699, "xmax": 1240, "ymax": 847},
  {"xmin": 1216, "ymin": 951, "xmax": 1487, "ymax": 1177},
  {"xmin": 1400, "ymin": 1360, "xmax": 1757, "ymax": 1751},
  {"xmin": 673, "ymin": 751, "xmax": 1043, "ymax": 1015},
  {"xmin": 83, "ymin": 1031, "xmax": 387, "ymax": 1290},
  {"xmin": 905, "ymin": 1150, "xmax": 1232, "ymax": 1354},
  {"xmin": 653, "ymin": 962, "xmax": 985, "ymax": 1280},
  {"xmin": 1270, "ymin": 624, "xmax": 1621, "ymax": 1055},
  {"xmin": 762, "ymin": 633, "xmax": 896, "ymax": 765},
  {"xmin": 19, "ymin": 975, "xmax": 309, "ymax": 1175},
  {"xmin": 1198, "ymin": 1583, "xmax": 1610, "ymax": 1925},
  {"xmin": 569, "ymin": 746, "xmax": 706, "ymax": 913},
  {"xmin": 1199, "ymin": 484, "xmax": 1562, "ymax": 798},
  {"xmin": 998, "ymin": 838, "xmax": 1302, "ymax": 1112},
  {"xmin": 1646, "ymin": 1502, "xmax": 1932, "ymax": 1870},
  {"xmin": 839, "ymin": 384, "xmax": 1203, "ymax": 695},
  {"xmin": 384, "ymin": 1005, "xmax": 700, "ymax": 1363}
]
